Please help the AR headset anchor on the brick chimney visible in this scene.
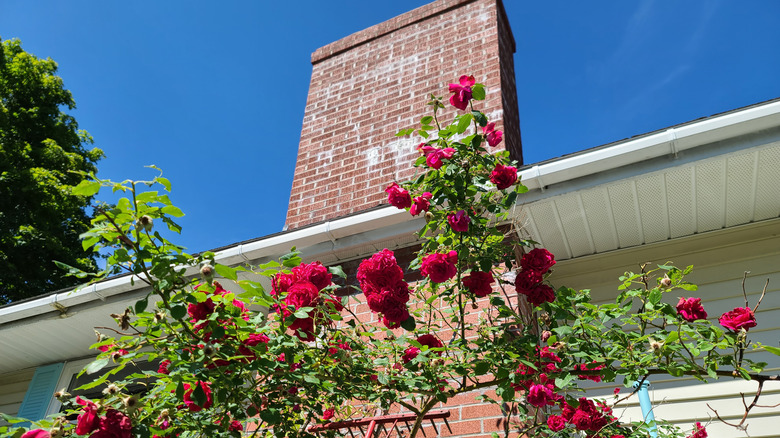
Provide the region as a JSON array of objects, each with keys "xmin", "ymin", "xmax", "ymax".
[{"xmin": 286, "ymin": 0, "xmax": 521, "ymax": 230}]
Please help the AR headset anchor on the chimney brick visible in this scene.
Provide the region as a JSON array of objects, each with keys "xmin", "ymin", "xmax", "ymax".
[{"xmin": 286, "ymin": 0, "xmax": 521, "ymax": 230}]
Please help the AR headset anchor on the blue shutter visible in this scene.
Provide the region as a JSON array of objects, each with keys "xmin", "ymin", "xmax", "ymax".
[{"xmin": 17, "ymin": 362, "xmax": 64, "ymax": 422}]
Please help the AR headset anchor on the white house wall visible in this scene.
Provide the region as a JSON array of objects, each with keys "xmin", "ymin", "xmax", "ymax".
[
  {"xmin": 0, "ymin": 367, "xmax": 34, "ymax": 420},
  {"xmin": 551, "ymin": 219, "xmax": 780, "ymax": 437}
]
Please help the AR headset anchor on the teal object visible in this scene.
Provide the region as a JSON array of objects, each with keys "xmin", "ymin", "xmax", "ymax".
[
  {"xmin": 17, "ymin": 362, "xmax": 64, "ymax": 423},
  {"xmin": 633, "ymin": 380, "xmax": 658, "ymax": 438}
]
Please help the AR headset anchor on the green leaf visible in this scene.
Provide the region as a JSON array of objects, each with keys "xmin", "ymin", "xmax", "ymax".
[
  {"xmin": 170, "ymin": 304, "xmax": 187, "ymax": 320},
  {"xmin": 471, "ymin": 110, "xmax": 487, "ymax": 127},
  {"xmin": 472, "ymin": 84, "xmax": 486, "ymax": 100},
  {"xmin": 215, "ymin": 264, "xmax": 238, "ymax": 281},
  {"xmin": 161, "ymin": 205, "xmax": 184, "ymax": 217},
  {"xmin": 456, "ymin": 114, "xmax": 472, "ymax": 134},
  {"xmin": 176, "ymin": 380, "xmax": 185, "ymax": 399},
  {"xmin": 763, "ymin": 345, "xmax": 780, "ymax": 356},
  {"xmin": 328, "ymin": 265, "xmax": 347, "ymax": 279},
  {"xmin": 474, "ymin": 361, "xmax": 491, "ymax": 375},
  {"xmin": 156, "ymin": 177, "xmax": 172, "ymax": 192},
  {"xmin": 72, "ymin": 179, "xmax": 101, "ymax": 196},
  {"xmin": 135, "ymin": 298, "xmax": 148, "ymax": 313},
  {"xmin": 85, "ymin": 357, "xmax": 110, "ymax": 375},
  {"xmin": 192, "ymin": 382, "xmax": 206, "ymax": 406},
  {"xmin": 304, "ymin": 374, "xmax": 321, "ymax": 384},
  {"xmin": 420, "ymin": 116, "xmax": 433, "ymax": 125},
  {"xmin": 400, "ymin": 315, "xmax": 416, "ymax": 331}
]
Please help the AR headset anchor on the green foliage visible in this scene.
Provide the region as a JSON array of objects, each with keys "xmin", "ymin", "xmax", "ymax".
[{"xmin": 0, "ymin": 38, "xmax": 103, "ymax": 304}]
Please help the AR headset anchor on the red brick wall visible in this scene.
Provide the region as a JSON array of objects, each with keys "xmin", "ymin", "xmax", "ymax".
[{"xmin": 286, "ymin": 0, "xmax": 522, "ymax": 230}]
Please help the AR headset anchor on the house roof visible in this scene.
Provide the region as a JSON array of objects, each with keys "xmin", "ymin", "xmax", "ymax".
[{"xmin": 1, "ymin": 97, "xmax": 780, "ymax": 374}]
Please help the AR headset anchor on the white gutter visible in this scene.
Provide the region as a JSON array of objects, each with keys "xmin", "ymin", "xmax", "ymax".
[
  {"xmin": 0, "ymin": 206, "xmax": 415, "ymax": 326},
  {"xmin": 2, "ymin": 99, "xmax": 780, "ymax": 326},
  {"xmin": 519, "ymin": 99, "xmax": 780, "ymax": 191}
]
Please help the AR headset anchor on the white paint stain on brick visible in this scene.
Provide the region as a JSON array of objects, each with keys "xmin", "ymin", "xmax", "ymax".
[
  {"xmin": 366, "ymin": 146, "xmax": 381, "ymax": 167},
  {"xmin": 317, "ymin": 149, "xmax": 333, "ymax": 165}
]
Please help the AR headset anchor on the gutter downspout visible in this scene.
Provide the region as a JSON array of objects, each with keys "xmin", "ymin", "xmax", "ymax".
[{"xmin": 633, "ymin": 380, "xmax": 658, "ymax": 438}]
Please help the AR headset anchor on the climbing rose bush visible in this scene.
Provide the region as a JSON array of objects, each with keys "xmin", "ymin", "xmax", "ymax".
[{"xmin": 6, "ymin": 76, "xmax": 779, "ymax": 438}]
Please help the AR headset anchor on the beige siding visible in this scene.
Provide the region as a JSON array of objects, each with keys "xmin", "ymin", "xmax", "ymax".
[
  {"xmin": 552, "ymin": 219, "xmax": 780, "ymax": 437},
  {"xmin": 0, "ymin": 367, "xmax": 35, "ymax": 419}
]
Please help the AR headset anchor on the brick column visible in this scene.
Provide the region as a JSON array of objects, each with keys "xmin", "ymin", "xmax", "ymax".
[{"xmin": 286, "ymin": 0, "xmax": 522, "ymax": 230}]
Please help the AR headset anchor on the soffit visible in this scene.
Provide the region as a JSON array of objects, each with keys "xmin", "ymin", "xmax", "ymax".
[{"xmin": 516, "ymin": 140, "xmax": 780, "ymax": 262}]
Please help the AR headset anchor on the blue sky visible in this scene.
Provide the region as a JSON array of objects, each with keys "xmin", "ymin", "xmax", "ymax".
[{"xmin": 2, "ymin": 1, "xmax": 779, "ymax": 254}]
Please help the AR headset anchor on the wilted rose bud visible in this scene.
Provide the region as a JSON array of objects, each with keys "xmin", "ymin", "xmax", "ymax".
[
  {"xmin": 200, "ymin": 264, "xmax": 214, "ymax": 278},
  {"xmin": 53, "ymin": 389, "xmax": 70, "ymax": 400},
  {"xmin": 425, "ymin": 211, "xmax": 434, "ymax": 223},
  {"xmin": 103, "ymin": 383, "xmax": 120, "ymax": 396},
  {"xmin": 135, "ymin": 215, "xmax": 153, "ymax": 232},
  {"xmin": 123, "ymin": 395, "xmax": 140, "ymax": 412},
  {"xmin": 659, "ymin": 275, "xmax": 672, "ymax": 288},
  {"xmin": 154, "ymin": 311, "xmax": 166, "ymax": 323},
  {"xmin": 538, "ymin": 311, "xmax": 551, "ymax": 326},
  {"xmin": 540, "ymin": 330, "xmax": 552, "ymax": 342},
  {"xmin": 649, "ymin": 339, "xmax": 663, "ymax": 354}
]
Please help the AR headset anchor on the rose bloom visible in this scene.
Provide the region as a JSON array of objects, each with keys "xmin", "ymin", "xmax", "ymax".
[
  {"xmin": 410, "ymin": 192, "xmax": 432, "ymax": 216},
  {"xmin": 676, "ymin": 297, "xmax": 708, "ymax": 322},
  {"xmin": 447, "ymin": 210, "xmax": 470, "ymax": 232},
  {"xmin": 420, "ymin": 145, "xmax": 456, "ymax": 170},
  {"xmin": 719, "ymin": 307, "xmax": 757, "ymax": 332},
  {"xmin": 522, "ymin": 283, "xmax": 555, "ymax": 307},
  {"xmin": 357, "ymin": 248, "xmax": 404, "ymax": 291},
  {"xmin": 520, "ymin": 248, "xmax": 556, "ymax": 274},
  {"xmin": 490, "ymin": 163, "xmax": 517, "ymax": 190},
  {"xmin": 688, "ymin": 422, "xmax": 708, "ymax": 438},
  {"xmin": 402, "ymin": 346, "xmax": 420, "ymax": 363},
  {"xmin": 417, "ymin": 334, "xmax": 443, "ymax": 353},
  {"xmin": 421, "ymin": 251, "xmax": 458, "ymax": 283},
  {"xmin": 385, "ymin": 182, "xmax": 412, "ymax": 209},
  {"xmin": 322, "ymin": 408, "xmax": 335, "ymax": 421},
  {"xmin": 292, "ymin": 261, "xmax": 332, "ymax": 291},
  {"xmin": 482, "ymin": 122, "xmax": 503, "ymax": 147},
  {"xmin": 158, "ymin": 359, "xmax": 171, "ymax": 374},
  {"xmin": 75, "ymin": 397, "xmax": 101, "ymax": 435},
  {"xmin": 514, "ymin": 269, "xmax": 543, "ymax": 292},
  {"xmin": 547, "ymin": 415, "xmax": 566, "ymax": 432},
  {"xmin": 92, "ymin": 409, "xmax": 132, "ymax": 438},
  {"xmin": 448, "ymin": 74, "xmax": 475, "ymax": 110},
  {"xmin": 20, "ymin": 430, "xmax": 50, "ymax": 438},
  {"xmin": 183, "ymin": 381, "xmax": 213, "ymax": 412},
  {"xmin": 527, "ymin": 384, "xmax": 555, "ymax": 407},
  {"xmin": 462, "ymin": 271, "xmax": 495, "ymax": 297}
]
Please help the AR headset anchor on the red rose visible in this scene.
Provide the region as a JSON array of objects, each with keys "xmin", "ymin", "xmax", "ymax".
[
  {"xmin": 271, "ymin": 271, "xmax": 297, "ymax": 296},
  {"xmin": 514, "ymin": 269, "xmax": 543, "ymax": 292},
  {"xmin": 462, "ymin": 271, "xmax": 495, "ymax": 297},
  {"xmin": 410, "ymin": 192, "xmax": 432, "ymax": 216},
  {"xmin": 229, "ymin": 420, "xmax": 243, "ymax": 432},
  {"xmin": 402, "ymin": 346, "xmax": 420, "ymax": 363},
  {"xmin": 183, "ymin": 381, "xmax": 213, "ymax": 412},
  {"xmin": 385, "ymin": 182, "xmax": 412, "ymax": 209},
  {"xmin": 547, "ymin": 415, "xmax": 566, "ymax": 432},
  {"xmin": 520, "ymin": 248, "xmax": 556, "ymax": 274},
  {"xmin": 357, "ymin": 249, "xmax": 404, "ymax": 292},
  {"xmin": 448, "ymin": 75, "xmax": 475, "ymax": 110},
  {"xmin": 719, "ymin": 307, "xmax": 757, "ymax": 332},
  {"xmin": 75, "ymin": 397, "xmax": 101, "ymax": 435},
  {"xmin": 91, "ymin": 409, "xmax": 132, "ymax": 438},
  {"xmin": 688, "ymin": 422, "xmax": 708, "ymax": 438},
  {"xmin": 527, "ymin": 384, "xmax": 555, "ymax": 407},
  {"xmin": 447, "ymin": 210, "xmax": 470, "ymax": 232},
  {"xmin": 292, "ymin": 261, "xmax": 332, "ymax": 291},
  {"xmin": 421, "ymin": 251, "xmax": 458, "ymax": 283},
  {"xmin": 420, "ymin": 146, "xmax": 456, "ymax": 170},
  {"xmin": 322, "ymin": 408, "xmax": 335, "ymax": 421},
  {"xmin": 21, "ymin": 430, "xmax": 51, "ymax": 438},
  {"xmin": 490, "ymin": 163, "xmax": 517, "ymax": 190},
  {"xmin": 676, "ymin": 297, "xmax": 708, "ymax": 322},
  {"xmin": 187, "ymin": 298, "xmax": 215, "ymax": 322},
  {"xmin": 417, "ymin": 334, "xmax": 443, "ymax": 353},
  {"xmin": 158, "ymin": 359, "xmax": 171, "ymax": 374},
  {"xmin": 521, "ymin": 283, "xmax": 555, "ymax": 307},
  {"xmin": 285, "ymin": 281, "xmax": 320, "ymax": 310},
  {"xmin": 482, "ymin": 122, "xmax": 503, "ymax": 147}
]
